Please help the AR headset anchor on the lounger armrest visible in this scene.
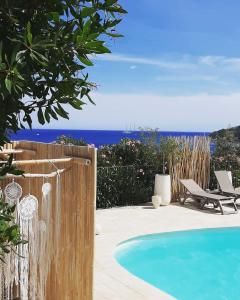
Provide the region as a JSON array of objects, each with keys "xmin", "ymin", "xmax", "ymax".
[{"xmin": 205, "ymin": 189, "xmax": 220, "ymax": 194}]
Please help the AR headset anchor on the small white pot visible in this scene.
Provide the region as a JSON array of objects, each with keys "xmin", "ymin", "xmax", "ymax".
[
  {"xmin": 152, "ymin": 195, "xmax": 161, "ymax": 209},
  {"xmin": 95, "ymin": 224, "xmax": 102, "ymax": 235}
]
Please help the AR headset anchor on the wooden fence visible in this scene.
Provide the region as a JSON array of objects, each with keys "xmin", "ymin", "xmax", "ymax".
[
  {"xmin": 1, "ymin": 141, "xmax": 96, "ymax": 300},
  {"xmin": 169, "ymin": 136, "xmax": 211, "ymax": 201}
]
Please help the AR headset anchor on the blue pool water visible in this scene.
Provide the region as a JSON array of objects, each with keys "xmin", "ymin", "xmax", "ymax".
[{"xmin": 114, "ymin": 227, "xmax": 240, "ymax": 300}]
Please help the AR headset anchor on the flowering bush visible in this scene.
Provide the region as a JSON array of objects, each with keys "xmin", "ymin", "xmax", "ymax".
[
  {"xmin": 55, "ymin": 133, "xmax": 181, "ymax": 208},
  {"xmin": 97, "ymin": 165, "xmax": 156, "ymax": 208},
  {"xmin": 210, "ymin": 131, "xmax": 240, "ymax": 189},
  {"xmin": 56, "ymin": 135, "xmax": 88, "ymax": 146},
  {"xmin": 98, "ymin": 138, "xmax": 159, "ymax": 167}
]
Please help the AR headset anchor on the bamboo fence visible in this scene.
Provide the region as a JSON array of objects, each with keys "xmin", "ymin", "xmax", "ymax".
[
  {"xmin": 168, "ymin": 136, "xmax": 211, "ymax": 201},
  {"xmin": 1, "ymin": 141, "xmax": 96, "ymax": 300}
]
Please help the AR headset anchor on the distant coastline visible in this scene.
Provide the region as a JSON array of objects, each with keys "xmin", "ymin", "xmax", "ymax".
[{"xmin": 10, "ymin": 129, "xmax": 210, "ymax": 148}]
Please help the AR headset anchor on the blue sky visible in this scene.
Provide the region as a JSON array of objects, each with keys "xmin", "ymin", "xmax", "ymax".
[{"xmin": 36, "ymin": 1, "xmax": 240, "ymax": 131}]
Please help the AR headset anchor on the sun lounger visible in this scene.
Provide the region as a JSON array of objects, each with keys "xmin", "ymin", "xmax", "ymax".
[
  {"xmin": 180, "ymin": 179, "xmax": 237, "ymax": 215},
  {"xmin": 214, "ymin": 171, "xmax": 240, "ymax": 202}
]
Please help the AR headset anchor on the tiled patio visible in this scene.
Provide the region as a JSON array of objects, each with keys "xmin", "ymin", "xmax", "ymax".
[{"xmin": 94, "ymin": 202, "xmax": 240, "ymax": 300}]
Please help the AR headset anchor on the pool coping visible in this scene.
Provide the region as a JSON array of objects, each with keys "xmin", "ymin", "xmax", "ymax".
[{"xmin": 94, "ymin": 202, "xmax": 240, "ymax": 300}]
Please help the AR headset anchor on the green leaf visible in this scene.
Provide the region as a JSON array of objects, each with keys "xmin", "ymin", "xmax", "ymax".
[
  {"xmin": 54, "ymin": 104, "xmax": 69, "ymax": 119},
  {"xmin": 79, "ymin": 56, "xmax": 93, "ymax": 66},
  {"xmin": 48, "ymin": 108, "xmax": 58, "ymax": 120},
  {"xmin": 24, "ymin": 114, "xmax": 32, "ymax": 129},
  {"xmin": 86, "ymin": 93, "xmax": 95, "ymax": 105},
  {"xmin": 5, "ymin": 78, "xmax": 12, "ymax": 93},
  {"xmin": 106, "ymin": 0, "xmax": 118, "ymax": 5},
  {"xmin": 83, "ymin": 19, "xmax": 91, "ymax": 34},
  {"xmin": 106, "ymin": 33, "xmax": 124, "ymax": 38},
  {"xmin": 44, "ymin": 108, "xmax": 51, "ymax": 123},
  {"xmin": 69, "ymin": 99, "xmax": 85, "ymax": 110},
  {"xmin": 107, "ymin": 6, "xmax": 127, "ymax": 14},
  {"xmin": 11, "ymin": 169, "xmax": 24, "ymax": 176},
  {"xmin": 81, "ymin": 7, "xmax": 96, "ymax": 18},
  {"xmin": 51, "ymin": 12, "xmax": 59, "ymax": 22},
  {"xmin": 37, "ymin": 107, "xmax": 45, "ymax": 125},
  {"xmin": 26, "ymin": 22, "xmax": 32, "ymax": 44},
  {"xmin": 31, "ymin": 50, "xmax": 48, "ymax": 64}
]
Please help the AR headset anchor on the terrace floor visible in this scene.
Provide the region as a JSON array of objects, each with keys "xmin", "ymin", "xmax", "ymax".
[{"xmin": 94, "ymin": 201, "xmax": 240, "ymax": 300}]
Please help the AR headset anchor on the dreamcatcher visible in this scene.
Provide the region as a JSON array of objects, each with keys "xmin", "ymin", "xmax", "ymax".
[
  {"xmin": 4, "ymin": 179, "xmax": 22, "ymax": 205},
  {"xmin": 0, "ymin": 164, "xmax": 62, "ymax": 300},
  {"xmin": 18, "ymin": 183, "xmax": 39, "ymax": 300},
  {"xmin": 0, "ymin": 180, "xmax": 23, "ymax": 300},
  {"xmin": 38, "ymin": 179, "xmax": 52, "ymax": 300}
]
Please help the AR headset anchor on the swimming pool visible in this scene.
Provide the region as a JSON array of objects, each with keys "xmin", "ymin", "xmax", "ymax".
[{"xmin": 114, "ymin": 227, "xmax": 240, "ymax": 300}]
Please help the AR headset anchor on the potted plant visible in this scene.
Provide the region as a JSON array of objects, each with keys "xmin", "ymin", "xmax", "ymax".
[{"xmin": 154, "ymin": 137, "xmax": 179, "ymax": 205}]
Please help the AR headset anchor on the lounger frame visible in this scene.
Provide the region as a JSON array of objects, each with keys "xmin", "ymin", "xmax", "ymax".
[
  {"xmin": 180, "ymin": 179, "xmax": 238, "ymax": 215},
  {"xmin": 214, "ymin": 170, "xmax": 240, "ymax": 202}
]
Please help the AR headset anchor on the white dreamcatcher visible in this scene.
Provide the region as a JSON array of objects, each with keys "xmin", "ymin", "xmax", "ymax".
[
  {"xmin": 18, "ymin": 179, "xmax": 39, "ymax": 300},
  {"xmin": 0, "ymin": 180, "xmax": 23, "ymax": 300},
  {"xmin": 0, "ymin": 164, "xmax": 62, "ymax": 300},
  {"xmin": 4, "ymin": 179, "xmax": 22, "ymax": 205}
]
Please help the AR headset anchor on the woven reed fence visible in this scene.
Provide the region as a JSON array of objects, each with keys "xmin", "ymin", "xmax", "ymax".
[
  {"xmin": 169, "ymin": 136, "xmax": 211, "ymax": 201},
  {"xmin": 0, "ymin": 141, "xmax": 96, "ymax": 300}
]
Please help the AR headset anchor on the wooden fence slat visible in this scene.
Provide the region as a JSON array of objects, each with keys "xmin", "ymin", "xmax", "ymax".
[{"xmin": 1, "ymin": 141, "xmax": 96, "ymax": 300}]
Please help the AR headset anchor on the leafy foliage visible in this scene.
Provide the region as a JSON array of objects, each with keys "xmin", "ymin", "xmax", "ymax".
[
  {"xmin": 212, "ymin": 131, "xmax": 240, "ymax": 162},
  {"xmin": 56, "ymin": 134, "xmax": 88, "ymax": 146},
  {"xmin": 62, "ymin": 132, "xmax": 181, "ymax": 208},
  {"xmin": 97, "ymin": 136, "xmax": 181, "ymax": 208},
  {"xmin": 0, "ymin": 0, "xmax": 126, "ymax": 146},
  {"xmin": 210, "ymin": 129, "xmax": 240, "ymax": 189},
  {"xmin": 97, "ymin": 165, "xmax": 157, "ymax": 208},
  {"xmin": 0, "ymin": 0, "xmax": 126, "ymax": 256},
  {"xmin": 210, "ymin": 125, "xmax": 240, "ymax": 141},
  {"xmin": 0, "ymin": 194, "xmax": 26, "ymax": 259}
]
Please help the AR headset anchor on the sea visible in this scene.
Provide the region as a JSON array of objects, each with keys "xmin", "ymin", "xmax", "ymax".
[{"xmin": 10, "ymin": 129, "xmax": 210, "ymax": 148}]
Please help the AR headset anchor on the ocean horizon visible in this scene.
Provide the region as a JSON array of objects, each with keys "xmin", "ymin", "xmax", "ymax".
[{"xmin": 10, "ymin": 129, "xmax": 210, "ymax": 148}]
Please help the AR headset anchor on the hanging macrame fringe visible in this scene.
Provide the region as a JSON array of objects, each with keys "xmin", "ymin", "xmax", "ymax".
[{"xmin": 0, "ymin": 169, "xmax": 62, "ymax": 299}]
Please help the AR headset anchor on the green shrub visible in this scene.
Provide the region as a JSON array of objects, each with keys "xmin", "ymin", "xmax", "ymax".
[
  {"xmin": 97, "ymin": 164, "xmax": 157, "ymax": 208},
  {"xmin": 56, "ymin": 135, "xmax": 87, "ymax": 146},
  {"xmin": 54, "ymin": 133, "xmax": 183, "ymax": 208},
  {"xmin": 0, "ymin": 195, "xmax": 26, "ymax": 259}
]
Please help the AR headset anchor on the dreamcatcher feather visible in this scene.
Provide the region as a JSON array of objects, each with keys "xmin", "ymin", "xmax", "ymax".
[
  {"xmin": 18, "ymin": 194, "xmax": 38, "ymax": 300},
  {"xmin": 55, "ymin": 171, "xmax": 62, "ymax": 269},
  {"xmin": 37, "ymin": 180, "xmax": 52, "ymax": 300}
]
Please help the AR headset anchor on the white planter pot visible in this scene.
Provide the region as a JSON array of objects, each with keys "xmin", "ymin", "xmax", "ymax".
[
  {"xmin": 152, "ymin": 195, "xmax": 161, "ymax": 209},
  {"xmin": 154, "ymin": 174, "xmax": 171, "ymax": 206}
]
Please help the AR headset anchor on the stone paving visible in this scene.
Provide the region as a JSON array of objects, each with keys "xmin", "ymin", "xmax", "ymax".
[{"xmin": 94, "ymin": 202, "xmax": 240, "ymax": 300}]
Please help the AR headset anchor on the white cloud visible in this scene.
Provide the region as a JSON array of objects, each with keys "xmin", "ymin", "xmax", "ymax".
[
  {"xmin": 155, "ymin": 75, "xmax": 218, "ymax": 82},
  {"xmin": 155, "ymin": 75, "xmax": 229, "ymax": 85},
  {"xmin": 199, "ymin": 55, "xmax": 240, "ymax": 70},
  {"xmin": 130, "ymin": 65, "xmax": 137, "ymax": 70},
  {"xmin": 33, "ymin": 92, "xmax": 240, "ymax": 132},
  {"xmin": 95, "ymin": 53, "xmax": 195, "ymax": 70},
  {"xmin": 96, "ymin": 53, "xmax": 240, "ymax": 73},
  {"xmin": 198, "ymin": 56, "xmax": 224, "ymax": 66}
]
